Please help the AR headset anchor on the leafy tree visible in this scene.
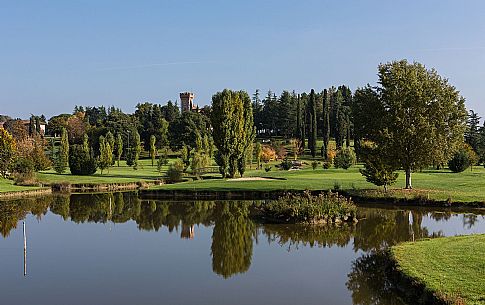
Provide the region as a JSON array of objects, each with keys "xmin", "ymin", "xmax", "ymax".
[
  {"xmin": 3, "ymin": 119, "xmax": 28, "ymax": 141},
  {"xmin": 169, "ymin": 111, "xmax": 211, "ymax": 151},
  {"xmin": 132, "ymin": 131, "xmax": 141, "ymax": 169},
  {"xmin": 211, "ymin": 89, "xmax": 255, "ymax": 178},
  {"xmin": 167, "ymin": 160, "xmax": 184, "ymax": 182},
  {"xmin": 0, "ymin": 128, "xmax": 16, "ymax": 178},
  {"xmin": 105, "ymin": 131, "xmax": 115, "ymax": 165},
  {"xmin": 54, "ymin": 128, "xmax": 69, "ymax": 174},
  {"xmin": 448, "ymin": 149, "xmax": 470, "ymax": 173},
  {"xmin": 69, "ymin": 144, "xmax": 97, "ymax": 175},
  {"xmin": 191, "ymin": 152, "xmax": 210, "ymax": 178},
  {"xmin": 334, "ymin": 148, "xmax": 356, "ymax": 169},
  {"xmin": 98, "ymin": 136, "xmax": 112, "ymax": 174},
  {"xmin": 362, "ymin": 60, "xmax": 467, "ymax": 188},
  {"xmin": 134, "ymin": 102, "xmax": 169, "ymax": 150},
  {"xmin": 46, "ymin": 114, "xmax": 70, "ymax": 136},
  {"xmin": 352, "ymin": 85, "xmax": 382, "ymax": 158},
  {"xmin": 359, "ymin": 143, "xmax": 398, "ymax": 191},
  {"xmin": 160, "ymin": 100, "xmax": 180, "ymax": 122},
  {"xmin": 150, "ymin": 135, "xmax": 157, "ymax": 166},
  {"xmin": 465, "ymin": 110, "xmax": 481, "ymax": 152},
  {"xmin": 115, "ymin": 133, "xmax": 123, "ymax": 167}
]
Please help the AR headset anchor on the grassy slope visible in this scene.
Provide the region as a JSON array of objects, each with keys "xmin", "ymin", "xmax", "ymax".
[
  {"xmin": 157, "ymin": 165, "xmax": 485, "ymax": 203},
  {"xmin": 36, "ymin": 159, "xmax": 167, "ymax": 184},
  {"xmin": 0, "ymin": 178, "xmax": 42, "ymax": 193},
  {"xmin": 391, "ymin": 234, "xmax": 485, "ymax": 305}
]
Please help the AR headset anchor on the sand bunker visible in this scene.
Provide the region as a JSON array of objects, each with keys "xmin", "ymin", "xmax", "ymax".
[{"xmin": 230, "ymin": 177, "xmax": 277, "ymax": 182}]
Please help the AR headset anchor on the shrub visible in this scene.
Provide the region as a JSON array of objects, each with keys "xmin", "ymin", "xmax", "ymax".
[
  {"xmin": 311, "ymin": 160, "xmax": 319, "ymax": 170},
  {"xmin": 191, "ymin": 152, "xmax": 211, "ymax": 177},
  {"xmin": 264, "ymin": 164, "xmax": 272, "ymax": 172},
  {"xmin": 68, "ymin": 144, "xmax": 97, "ymax": 175},
  {"xmin": 448, "ymin": 149, "xmax": 470, "ymax": 173},
  {"xmin": 11, "ymin": 157, "xmax": 34, "ymax": 174},
  {"xmin": 334, "ymin": 148, "xmax": 356, "ymax": 169},
  {"xmin": 322, "ymin": 161, "xmax": 331, "ymax": 169},
  {"xmin": 333, "ymin": 181, "xmax": 341, "ymax": 191},
  {"xmin": 261, "ymin": 146, "xmax": 276, "ymax": 163},
  {"xmin": 280, "ymin": 157, "xmax": 292, "ymax": 170},
  {"xmin": 167, "ymin": 160, "xmax": 184, "ymax": 182},
  {"xmin": 263, "ymin": 192, "xmax": 357, "ymax": 224}
]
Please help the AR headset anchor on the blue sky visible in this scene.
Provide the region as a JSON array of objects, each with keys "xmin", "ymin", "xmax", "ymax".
[{"xmin": 1, "ymin": 0, "xmax": 485, "ymax": 119}]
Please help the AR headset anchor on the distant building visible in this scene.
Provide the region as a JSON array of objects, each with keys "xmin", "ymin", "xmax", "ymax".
[{"xmin": 180, "ymin": 92, "xmax": 196, "ymax": 112}]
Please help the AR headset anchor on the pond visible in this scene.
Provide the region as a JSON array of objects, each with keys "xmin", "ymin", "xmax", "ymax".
[{"xmin": 1, "ymin": 192, "xmax": 484, "ymax": 305}]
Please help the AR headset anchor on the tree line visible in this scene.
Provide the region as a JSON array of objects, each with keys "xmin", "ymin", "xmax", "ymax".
[{"xmin": 1, "ymin": 60, "xmax": 484, "ymax": 189}]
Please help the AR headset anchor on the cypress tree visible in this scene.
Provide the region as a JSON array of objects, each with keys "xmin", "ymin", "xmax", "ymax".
[
  {"xmin": 54, "ymin": 127, "xmax": 69, "ymax": 174},
  {"xmin": 309, "ymin": 89, "xmax": 317, "ymax": 157},
  {"xmin": 322, "ymin": 89, "xmax": 330, "ymax": 158}
]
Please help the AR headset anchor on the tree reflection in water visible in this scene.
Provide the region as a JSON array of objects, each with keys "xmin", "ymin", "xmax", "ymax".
[
  {"xmin": 1, "ymin": 193, "xmax": 484, "ymax": 286},
  {"xmin": 211, "ymin": 201, "xmax": 257, "ymax": 278},
  {"xmin": 346, "ymin": 251, "xmax": 406, "ymax": 305}
]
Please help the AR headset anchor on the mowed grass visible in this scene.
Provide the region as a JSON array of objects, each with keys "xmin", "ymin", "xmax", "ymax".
[
  {"xmin": 37, "ymin": 158, "xmax": 166, "ymax": 184},
  {"xmin": 158, "ymin": 164, "xmax": 485, "ymax": 203},
  {"xmin": 391, "ymin": 234, "xmax": 485, "ymax": 305},
  {"xmin": 0, "ymin": 178, "xmax": 43, "ymax": 193}
]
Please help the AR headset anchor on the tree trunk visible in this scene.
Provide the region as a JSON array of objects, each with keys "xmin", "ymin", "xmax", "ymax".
[{"xmin": 405, "ymin": 168, "xmax": 412, "ymax": 189}]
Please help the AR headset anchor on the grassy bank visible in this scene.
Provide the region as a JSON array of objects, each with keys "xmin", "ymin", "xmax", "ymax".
[
  {"xmin": 0, "ymin": 178, "xmax": 43, "ymax": 193},
  {"xmin": 391, "ymin": 234, "xmax": 485, "ymax": 305},
  {"xmin": 37, "ymin": 159, "xmax": 166, "ymax": 185},
  {"xmin": 154, "ymin": 165, "xmax": 485, "ymax": 203}
]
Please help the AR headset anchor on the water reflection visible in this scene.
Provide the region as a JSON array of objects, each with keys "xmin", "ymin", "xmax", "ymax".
[
  {"xmin": 0, "ymin": 193, "xmax": 484, "ymax": 304},
  {"xmin": 347, "ymin": 251, "xmax": 406, "ymax": 305}
]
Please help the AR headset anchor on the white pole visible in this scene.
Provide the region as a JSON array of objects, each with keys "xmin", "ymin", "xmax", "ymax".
[{"xmin": 23, "ymin": 221, "xmax": 27, "ymax": 276}]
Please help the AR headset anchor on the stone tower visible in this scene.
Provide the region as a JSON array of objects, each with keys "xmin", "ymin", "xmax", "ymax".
[{"xmin": 180, "ymin": 92, "xmax": 195, "ymax": 112}]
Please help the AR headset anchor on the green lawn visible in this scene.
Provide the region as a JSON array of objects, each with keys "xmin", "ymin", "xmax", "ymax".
[
  {"xmin": 156, "ymin": 164, "xmax": 485, "ymax": 203},
  {"xmin": 391, "ymin": 234, "xmax": 485, "ymax": 305},
  {"xmin": 0, "ymin": 178, "xmax": 42, "ymax": 193},
  {"xmin": 36, "ymin": 158, "xmax": 166, "ymax": 184}
]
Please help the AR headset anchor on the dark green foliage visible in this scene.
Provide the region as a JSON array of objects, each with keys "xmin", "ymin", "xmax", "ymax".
[
  {"xmin": 308, "ymin": 89, "xmax": 317, "ymax": 157},
  {"xmin": 264, "ymin": 164, "xmax": 272, "ymax": 172},
  {"xmin": 448, "ymin": 149, "xmax": 470, "ymax": 173},
  {"xmin": 358, "ymin": 60, "xmax": 467, "ymax": 188},
  {"xmin": 322, "ymin": 89, "xmax": 330, "ymax": 157},
  {"xmin": 359, "ymin": 144, "xmax": 398, "ymax": 191},
  {"xmin": 134, "ymin": 102, "xmax": 169, "ymax": 150},
  {"xmin": 11, "ymin": 157, "xmax": 34, "ymax": 174},
  {"xmin": 322, "ymin": 161, "xmax": 331, "ymax": 169},
  {"xmin": 69, "ymin": 144, "xmax": 97, "ymax": 175},
  {"xmin": 263, "ymin": 192, "xmax": 357, "ymax": 224},
  {"xmin": 167, "ymin": 160, "xmax": 184, "ymax": 182},
  {"xmin": 211, "ymin": 89, "xmax": 255, "ymax": 178},
  {"xmin": 169, "ymin": 111, "xmax": 211, "ymax": 151},
  {"xmin": 280, "ymin": 157, "xmax": 292, "ymax": 170},
  {"xmin": 334, "ymin": 148, "xmax": 356, "ymax": 169},
  {"xmin": 311, "ymin": 160, "xmax": 319, "ymax": 170},
  {"xmin": 54, "ymin": 128, "xmax": 69, "ymax": 174}
]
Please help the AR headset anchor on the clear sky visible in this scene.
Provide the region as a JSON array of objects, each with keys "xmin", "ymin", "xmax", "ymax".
[{"xmin": 1, "ymin": 0, "xmax": 484, "ymax": 119}]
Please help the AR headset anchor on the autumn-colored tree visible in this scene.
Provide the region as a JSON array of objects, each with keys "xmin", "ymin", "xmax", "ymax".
[{"xmin": 0, "ymin": 129, "xmax": 16, "ymax": 178}]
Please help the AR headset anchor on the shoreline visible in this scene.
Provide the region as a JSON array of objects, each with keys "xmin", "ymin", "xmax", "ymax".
[{"xmin": 1, "ymin": 183, "xmax": 485, "ymax": 210}]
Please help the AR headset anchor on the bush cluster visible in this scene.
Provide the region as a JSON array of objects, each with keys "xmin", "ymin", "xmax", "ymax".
[
  {"xmin": 69, "ymin": 145, "xmax": 98, "ymax": 175},
  {"xmin": 334, "ymin": 148, "xmax": 356, "ymax": 169},
  {"xmin": 263, "ymin": 192, "xmax": 357, "ymax": 224}
]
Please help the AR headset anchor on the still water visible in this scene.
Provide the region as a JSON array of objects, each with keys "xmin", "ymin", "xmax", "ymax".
[{"xmin": 1, "ymin": 192, "xmax": 484, "ymax": 305}]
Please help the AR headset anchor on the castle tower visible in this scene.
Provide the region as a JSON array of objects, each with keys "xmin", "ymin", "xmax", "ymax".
[{"xmin": 180, "ymin": 92, "xmax": 195, "ymax": 112}]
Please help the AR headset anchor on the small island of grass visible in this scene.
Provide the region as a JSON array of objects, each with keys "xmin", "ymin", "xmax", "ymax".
[
  {"xmin": 260, "ymin": 192, "xmax": 358, "ymax": 224},
  {"xmin": 391, "ymin": 234, "xmax": 485, "ymax": 305}
]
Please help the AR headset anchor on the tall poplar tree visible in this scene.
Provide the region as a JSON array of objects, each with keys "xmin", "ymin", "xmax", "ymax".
[
  {"xmin": 150, "ymin": 135, "xmax": 156, "ymax": 166},
  {"xmin": 115, "ymin": 133, "xmax": 123, "ymax": 167},
  {"xmin": 211, "ymin": 89, "xmax": 255, "ymax": 178}
]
